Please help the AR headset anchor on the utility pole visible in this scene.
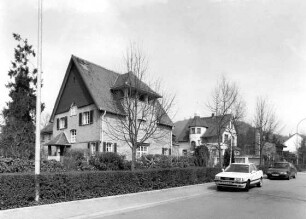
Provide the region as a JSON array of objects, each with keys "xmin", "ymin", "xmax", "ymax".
[{"xmin": 35, "ymin": 0, "xmax": 43, "ymax": 202}]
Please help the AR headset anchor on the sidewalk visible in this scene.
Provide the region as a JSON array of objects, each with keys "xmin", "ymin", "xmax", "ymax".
[{"xmin": 0, "ymin": 183, "xmax": 215, "ymax": 219}]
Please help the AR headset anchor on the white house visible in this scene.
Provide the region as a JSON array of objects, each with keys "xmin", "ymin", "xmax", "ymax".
[
  {"xmin": 283, "ymin": 133, "xmax": 303, "ymax": 154},
  {"xmin": 173, "ymin": 114, "xmax": 238, "ymax": 165}
]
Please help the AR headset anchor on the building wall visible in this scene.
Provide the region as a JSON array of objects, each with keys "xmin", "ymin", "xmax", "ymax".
[
  {"xmin": 56, "ymin": 64, "xmax": 94, "ymax": 115},
  {"xmin": 103, "ymin": 113, "xmax": 172, "ymax": 160},
  {"xmin": 52, "ymin": 104, "xmax": 100, "ymax": 147},
  {"xmin": 283, "ymin": 134, "xmax": 303, "ymax": 154}
]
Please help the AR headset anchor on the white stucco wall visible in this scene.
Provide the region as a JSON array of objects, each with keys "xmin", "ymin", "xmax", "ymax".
[{"xmin": 283, "ymin": 134, "xmax": 303, "ymax": 154}]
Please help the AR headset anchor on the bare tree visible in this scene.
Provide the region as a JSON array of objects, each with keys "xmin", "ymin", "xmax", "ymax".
[
  {"xmin": 40, "ymin": 112, "xmax": 51, "ymax": 128},
  {"xmin": 207, "ymin": 76, "xmax": 245, "ymax": 167},
  {"xmin": 253, "ymin": 97, "xmax": 279, "ymax": 165},
  {"xmin": 105, "ymin": 43, "xmax": 175, "ymax": 171}
]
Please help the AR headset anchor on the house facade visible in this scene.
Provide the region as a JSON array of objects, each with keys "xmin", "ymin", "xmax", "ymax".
[
  {"xmin": 283, "ymin": 133, "xmax": 303, "ymax": 154},
  {"xmin": 45, "ymin": 55, "xmax": 173, "ymax": 161},
  {"xmin": 173, "ymin": 114, "xmax": 238, "ymax": 165}
]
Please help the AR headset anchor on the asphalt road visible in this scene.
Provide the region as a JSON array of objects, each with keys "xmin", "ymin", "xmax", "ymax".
[{"xmin": 98, "ymin": 173, "xmax": 306, "ymax": 219}]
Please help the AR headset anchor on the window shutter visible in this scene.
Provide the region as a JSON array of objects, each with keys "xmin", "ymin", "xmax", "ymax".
[
  {"xmin": 96, "ymin": 141, "xmax": 100, "ymax": 152},
  {"xmin": 79, "ymin": 113, "xmax": 82, "ymax": 126},
  {"xmin": 162, "ymin": 148, "xmax": 165, "ymax": 155},
  {"xmin": 103, "ymin": 142, "xmax": 106, "ymax": 152},
  {"xmin": 87, "ymin": 142, "xmax": 90, "ymax": 149},
  {"xmin": 56, "ymin": 118, "xmax": 59, "ymax": 130},
  {"xmin": 90, "ymin": 110, "xmax": 94, "ymax": 124},
  {"xmin": 64, "ymin": 116, "xmax": 68, "ymax": 128},
  {"xmin": 169, "ymin": 148, "xmax": 172, "ymax": 155},
  {"xmin": 114, "ymin": 143, "xmax": 117, "ymax": 153}
]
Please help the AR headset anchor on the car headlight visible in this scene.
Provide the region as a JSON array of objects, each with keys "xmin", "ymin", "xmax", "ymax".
[
  {"xmin": 235, "ymin": 178, "xmax": 244, "ymax": 182},
  {"xmin": 215, "ymin": 176, "xmax": 221, "ymax": 180}
]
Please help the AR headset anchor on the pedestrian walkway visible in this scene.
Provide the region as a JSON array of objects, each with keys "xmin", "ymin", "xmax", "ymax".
[{"xmin": 0, "ymin": 183, "xmax": 215, "ymax": 219}]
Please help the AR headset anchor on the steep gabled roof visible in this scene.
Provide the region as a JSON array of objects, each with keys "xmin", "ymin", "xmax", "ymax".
[
  {"xmin": 41, "ymin": 123, "xmax": 53, "ymax": 134},
  {"xmin": 45, "ymin": 132, "xmax": 69, "ymax": 146},
  {"xmin": 111, "ymin": 72, "xmax": 161, "ymax": 98},
  {"xmin": 174, "ymin": 114, "xmax": 232, "ymax": 142},
  {"xmin": 50, "ymin": 55, "xmax": 173, "ymax": 127}
]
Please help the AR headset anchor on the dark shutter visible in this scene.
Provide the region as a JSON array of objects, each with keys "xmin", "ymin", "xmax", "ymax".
[
  {"xmin": 96, "ymin": 141, "xmax": 100, "ymax": 152},
  {"xmin": 96, "ymin": 143, "xmax": 99, "ymax": 152},
  {"xmin": 114, "ymin": 143, "xmax": 117, "ymax": 153},
  {"xmin": 56, "ymin": 118, "xmax": 59, "ymax": 130},
  {"xmin": 90, "ymin": 110, "xmax": 94, "ymax": 124},
  {"xmin": 79, "ymin": 113, "xmax": 82, "ymax": 126},
  {"xmin": 162, "ymin": 148, "xmax": 165, "ymax": 155},
  {"xmin": 87, "ymin": 142, "xmax": 90, "ymax": 149},
  {"xmin": 64, "ymin": 116, "xmax": 68, "ymax": 128},
  {"xmin": 169, "ymin": 148, "xmax": 172, "ymax": 155},
  {"xmin": 103, "ymin": 142, "xmax": 106, "ymax": 152}
]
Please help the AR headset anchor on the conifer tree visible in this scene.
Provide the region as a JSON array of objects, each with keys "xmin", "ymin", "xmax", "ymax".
[{"xmin": 0, "ymin": 33, "xmax": 43, "ymax": 158}]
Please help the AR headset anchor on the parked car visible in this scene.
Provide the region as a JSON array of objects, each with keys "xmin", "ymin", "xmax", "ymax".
[
  {"xmin": 266, "ymin": 162, "xmax": 297, "ymax": 180},
  {"xmin": 214, "ymin": 163, "xmax": 263, "ymax": 191}
]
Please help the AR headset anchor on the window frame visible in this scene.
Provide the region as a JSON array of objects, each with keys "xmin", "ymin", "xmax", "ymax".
[
  {"xmin": 70, "ymin": 129, "xmax": 76, "ymax": 143},
  {"xmin": 136, "ymin": 146, "xmax": 148, "ymax": 158},
  {"xmin": 70, "ymin": 105, "xmax": 77, "ymax": 116},
  {"xmin": 197, "ymin": 128, "xmax": 201, "ymax": 134}
]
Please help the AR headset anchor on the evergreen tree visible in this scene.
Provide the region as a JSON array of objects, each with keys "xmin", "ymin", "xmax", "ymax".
[
  {"xmin": 0, "ymin": 33, "xmax": 43, "ymax": 159},
  {"xmin": 194, "ymin": 145, "xmax": 210, "ymax": 167}
]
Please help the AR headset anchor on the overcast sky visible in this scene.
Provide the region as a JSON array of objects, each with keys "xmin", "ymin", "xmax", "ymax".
[{"xmin": 1, "ymin": 0, "xmax": 306, "ymax": 135}]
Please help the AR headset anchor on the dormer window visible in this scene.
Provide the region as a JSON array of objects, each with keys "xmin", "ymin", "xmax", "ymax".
[{"xmin": 191, "ymin": 128, "xmax": 195, "ymax": 134}]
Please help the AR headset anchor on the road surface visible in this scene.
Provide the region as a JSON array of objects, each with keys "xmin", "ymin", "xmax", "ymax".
[{"xmin": 97, "ymin": 173, "xmax": 306, "ymax": 219}]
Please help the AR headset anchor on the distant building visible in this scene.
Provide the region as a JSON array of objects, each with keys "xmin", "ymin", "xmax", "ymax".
[
  {"xmin": 283, "ymin": 133, "xmax": 303, "ymax": 154},
  {"xmin": 173, "ymin": 114, "xmax": 238, "ymax": 165}
]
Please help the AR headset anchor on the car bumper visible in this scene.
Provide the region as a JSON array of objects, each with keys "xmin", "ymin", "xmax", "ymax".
[
  {"xmin": 214, "ymin": 180, "xmax": 247, "ymax": 189},
  {"xmin": 267, "ymin": 173, "xmax": 289, "ymax": 178}
]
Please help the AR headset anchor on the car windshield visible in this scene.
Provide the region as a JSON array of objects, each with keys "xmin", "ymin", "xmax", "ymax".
[
  {"xmin": 225, "ymin": 164, "xmax": 249, "ymax": 173},
  {"xmin": 273, "ymin": 163, "xmax": 289, "ymax": 168}
]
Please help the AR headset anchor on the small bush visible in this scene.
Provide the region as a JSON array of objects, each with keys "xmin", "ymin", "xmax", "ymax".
[{"xmin": 89, "ymin": 152, "xmax": 126, "ymax": 171}]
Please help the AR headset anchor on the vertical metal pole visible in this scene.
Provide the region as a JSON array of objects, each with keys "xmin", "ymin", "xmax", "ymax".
[{"xmin": 35, "ymin": 0, "xmax": 42, "ymax": 202}]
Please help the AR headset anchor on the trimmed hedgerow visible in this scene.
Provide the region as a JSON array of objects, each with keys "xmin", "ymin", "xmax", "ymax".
[{"xmin": 0, "ymin": 167, "xmax": 221, "ymax": 210}]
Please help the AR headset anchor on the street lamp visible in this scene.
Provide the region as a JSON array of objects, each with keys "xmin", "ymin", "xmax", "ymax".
[{"xmin": 296, "ymin": 118, "xmax": 306, "ymax": 165}]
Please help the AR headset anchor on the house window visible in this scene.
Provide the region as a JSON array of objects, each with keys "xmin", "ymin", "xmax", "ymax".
[
  {"xmin": 83, "ymin": 112, "xmax": 90, "ymax": 125},
  {"xmin": 70, "ymin": 105, "xmax": 77, "ymax": 116},
  {"xmin": 70, "ymin": 129, "xmax": 76, "ymax": 143},
  {"xmin": 190, "ymin": 128, "xmax": 195, "ymax": 134},
  {"xmin": 106, "ymin": 143, "xmax": 113, "ymax": 152},
  {"xmin": 197, "ymin": 128, "xmax": 201, "ymax": 134},
  {"xmin": 137, "ymin": 146, "xmax": 148, "ymax": 158},
  {"xmin": 182, "ymin": 149, "xmax": 188, "ymax": 156},
  {"xmin": 57, "ymin": 117, "xmax": 67, "ymax": 130},
  {"xmin": 90, "ymin": 142, "xmax": 98, "ymax": 155},
  {"xmin": 224, "ymin": 134, "xmax": 229, "ymax": 143},
  {"xmin": 79, "ymin": 110, "xmax": 94, "ymax": 126},
  {"xmin": 162, "ymin": 148, "xmax": 168, "ymax": 155}
]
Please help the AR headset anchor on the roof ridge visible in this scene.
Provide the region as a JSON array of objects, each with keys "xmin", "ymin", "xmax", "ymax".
[{"xmin": 72, "ymin": 54, "xmax": 121, "ymax": 76}]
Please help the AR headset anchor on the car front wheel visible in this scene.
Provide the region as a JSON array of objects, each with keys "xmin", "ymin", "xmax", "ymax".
[{"xmin": 244, "ymin": 181, "xmax": 250, "ymax": 191}]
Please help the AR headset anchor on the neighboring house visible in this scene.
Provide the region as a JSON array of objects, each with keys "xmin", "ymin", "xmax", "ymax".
[
  {"xmin": 173, "ymin": 114, "xmax": 238, "ymax": 165},
  {"xmin": 40, "ymin": 123, "xmax": 53, "ymax": 158},
  {"xmin": 283, "ymin": 133, "xmax": 303, "ymax": 154},
  {"xmin": 45, "ymin": 55, "xmax": 173, "ymax": 161}
]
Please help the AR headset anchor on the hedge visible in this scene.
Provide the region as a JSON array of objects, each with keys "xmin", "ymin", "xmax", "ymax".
[{"xmin": 0, "ymin": 167, "xmax": 221, "ymax": 210}]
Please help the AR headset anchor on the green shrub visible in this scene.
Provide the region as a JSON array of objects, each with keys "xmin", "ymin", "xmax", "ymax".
[
  {"xmin": 89, "ymin": 152, "xmax": 126, "ymax": 171},
  {"xmin": 0, "ymin": 167, "xmax": 221, "ymax": 210}
]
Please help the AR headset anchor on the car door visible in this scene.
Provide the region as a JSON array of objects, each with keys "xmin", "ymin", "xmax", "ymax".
[{"xmin": 250, "ymin": 164, "xmax": 260, "ymax": 184}]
